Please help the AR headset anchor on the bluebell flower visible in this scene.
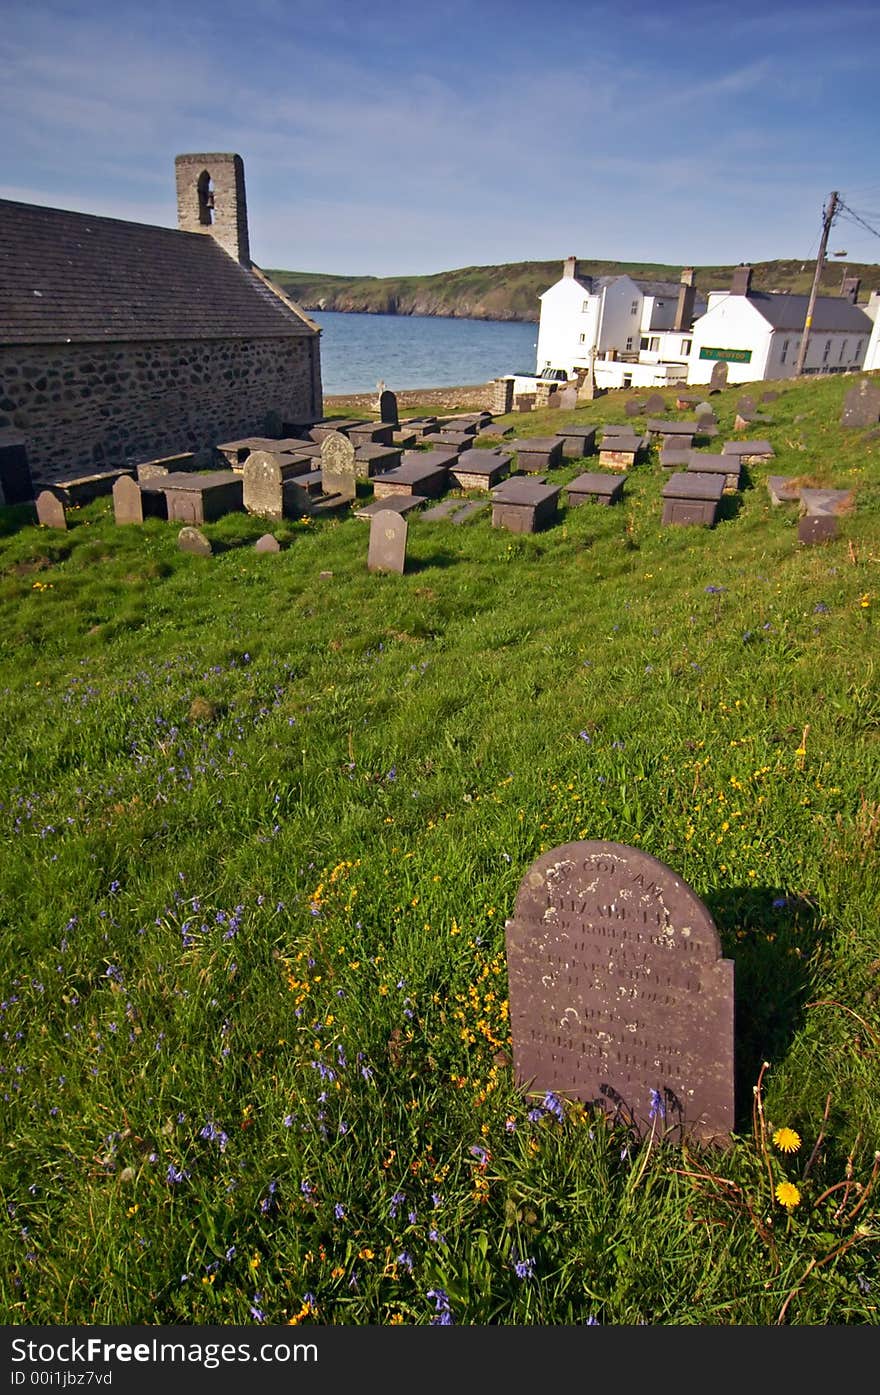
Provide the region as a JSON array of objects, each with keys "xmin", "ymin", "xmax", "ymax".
[
  {"xmin": 334, "ymin": 1203, "xmax": 345, "ymax": 1220},
  {"xmin": 513, "ymin": 1256, "xmax": 535, "ymax": 1280},
  {"xmin": 648, "ymin": 1088, "xmax": 665, "ymax": 1122}
]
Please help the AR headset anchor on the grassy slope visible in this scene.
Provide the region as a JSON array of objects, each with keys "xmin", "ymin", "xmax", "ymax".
[
  {"xmin": 265, "ymin": 259, "xmax": 880, "ymax": 322},
  {"xmin": 0, "ymin": 373, "xmax": 878, "ymax": 1325}
]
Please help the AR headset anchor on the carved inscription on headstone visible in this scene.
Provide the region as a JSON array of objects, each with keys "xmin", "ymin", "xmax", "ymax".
[
  {"xmin": 841, "ymin": 380, "xmax": 880, "ymax": 429},
  {"xmin": 243, "ymin": 451, "xmax": 284, "ymax": 519},
  {"xmin": 505, "ymin": 841, "xmax": 734, "ymax": 1142},
  {"xmin": 321, "ymin": 431, "xmax": 357, "ymax": 500}
]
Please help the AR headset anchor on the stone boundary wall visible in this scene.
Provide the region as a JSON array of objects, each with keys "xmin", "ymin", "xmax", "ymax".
[
  {"xmin": 0, "ymin": 336, "xmax": 322, "ymax": 488},
  {"xmin": 324, "ymin": 383, "xmax": 494, "ymax": 414}
]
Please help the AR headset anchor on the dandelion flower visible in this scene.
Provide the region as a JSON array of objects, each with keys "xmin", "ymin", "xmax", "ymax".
[
  {"xmin": 775, "ymin": 1181, "xmax": 801, "ymax": 1210},
  {"xmin": 773, "ymin": 1127, "xmax": 802, "ymax": 1154}
]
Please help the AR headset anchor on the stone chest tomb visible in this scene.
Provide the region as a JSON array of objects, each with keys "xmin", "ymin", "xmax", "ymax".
[{"xmin": 505, "ymin": 841, "xmax": 734, "ymax": 1142}]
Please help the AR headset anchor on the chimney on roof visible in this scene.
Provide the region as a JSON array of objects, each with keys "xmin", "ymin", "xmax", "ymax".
[
  {"xmin": 673, "ymin": 266, "xmax": 696, "ymax": 331},
  {"xmin": 563, "ymin": 256, "xmax": 578, "ymax": 279},
  {"xmin": 731, "ymin": 264, "xmax": 753, "ymax": 297},
  {"xmin": 842, "ymin": 276, "xmax": 861, "ymax": 304},
  {"xmin": 175, "ymin": 152, "xmax": 251, "ymax": 265}
]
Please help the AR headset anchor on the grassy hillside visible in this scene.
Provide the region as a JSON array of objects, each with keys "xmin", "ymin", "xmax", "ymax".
[
  {"xmin": 266, "ymin": 258, "xmax": 880, "ymax": 323},
  {"xmin": 1, "ymin": 372, "xmax": 879, "ymax": 1325}
]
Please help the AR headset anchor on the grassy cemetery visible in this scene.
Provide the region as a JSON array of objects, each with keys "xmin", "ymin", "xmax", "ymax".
[{"xmin": 1, "ymin": 371, "xmax": 879, "ymax": 1326}]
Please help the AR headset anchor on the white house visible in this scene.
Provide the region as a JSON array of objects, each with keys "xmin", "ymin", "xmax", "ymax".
[
  {"xmin": 863, "ymin": 290, "xmax": 880, "ymax": 372},
  {"xmin": 535, "ymin": 258, "xmax": 706, "ymax": 388},
  {"xmin": 687, "ymin": 266, "xmax": 873, "ymax": 384}
]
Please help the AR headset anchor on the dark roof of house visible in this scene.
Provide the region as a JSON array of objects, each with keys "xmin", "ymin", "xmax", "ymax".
[
  {"xmin": 743, "ymin": 291, "xmax": 872, "ymax": 334},
  {"xmin": 0, "ymin": 198, "xmax": 317, "ymax": 344}
]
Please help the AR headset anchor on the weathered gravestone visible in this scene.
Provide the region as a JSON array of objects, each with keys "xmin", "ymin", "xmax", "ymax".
[
  {"xmin": 695, "ymin": 402, "xmax": 715, "ymax": 423},
  {"xmin": 113, "ymin": 473, "xmax": 146, "ymax": 524},
  {"xmin": 321, "ymin": 431, "xmax": 358, "ymax": 500},
  {"xmin": 841, "ymin": 380, "xmax": 880, "ymax": 429},
  {"xmin": 644, "ymin": 393, "xmax": 667, "ymax": 414},
  {"xmin": 36, "ymin": 490, "xmax": 67, "ymax": 529},
  {"xmin": 178, "ymin": 526, "xmax": 213, "ymax": 556},
  {"xmin": 505, "ymin": 841, "xmax": 734, "ymax": 1142},
  {"xmin": 558, "ymin": 386, "xmax": 578, "ymax": 410},
  {"xmin": 367, "ymin": 509, "xmax": 408, "ymax": 574},
  {"xmin": 243, "ymin": 452, "xmax": 284, "ymax": 519},
  {"xmin": 255, "ymin": 533, "xmax": 281, "ymax": 553},
  {"xmin": 379, "ymin": 390, "xmax": 399, "ymax": 426},
  {"xmin": 709, "ymin": 361, "xmax": 728, "ymax": 393},
  {"xmin": 625, "ymin": 399, "xmax": 644, "ymax": 418}
]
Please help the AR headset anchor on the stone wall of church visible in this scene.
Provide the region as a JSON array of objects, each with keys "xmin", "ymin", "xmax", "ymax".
[{"xmin": 0, "ymin": 334, "xmax": 323, "ymax": 487}]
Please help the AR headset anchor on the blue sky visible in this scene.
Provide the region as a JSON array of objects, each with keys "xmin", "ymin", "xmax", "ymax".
[{"xmin": 3, "ymin": 0, "xmax": 880, "ymax": 276}]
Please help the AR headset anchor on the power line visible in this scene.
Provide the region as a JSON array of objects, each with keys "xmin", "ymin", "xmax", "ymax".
[{"xmin": 836, "ymin": 200, "xmax": 880, "ymax": 243}]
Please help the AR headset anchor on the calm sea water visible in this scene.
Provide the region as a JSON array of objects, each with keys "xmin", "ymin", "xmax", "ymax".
[{"xmin": 311, "ymin": 310, "xmax": 538, "ymax": 395}]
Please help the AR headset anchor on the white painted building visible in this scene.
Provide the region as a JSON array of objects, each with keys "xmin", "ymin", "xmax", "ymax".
[
  {"xmin": 687, "ymin": 266, "xmax": 872, "ymax": 384},
  {"xmin": 863, "ymin": 290, "xmax": 880, "ymax": 372}
]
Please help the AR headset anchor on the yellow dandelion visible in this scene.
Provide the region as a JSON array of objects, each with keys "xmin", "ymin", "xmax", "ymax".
[
  {"xmin": 775, "ymin": 1180, "xmax": 801, "ymax": 1210},
  {"xmin": 773, "ymin": 1127, "xmax": 802, "ymax": 1154}
]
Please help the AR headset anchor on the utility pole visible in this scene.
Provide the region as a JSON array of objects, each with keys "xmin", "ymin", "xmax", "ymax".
[{"xmin": 793, "ymin": 190, "xmax": 839, "ymax": 377}]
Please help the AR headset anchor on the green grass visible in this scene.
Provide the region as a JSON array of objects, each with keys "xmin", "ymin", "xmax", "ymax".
[
  {"xmin": 1, "ymin": 373, "xmax": 879, "ymax": 1325},
  {"xmin": 265, "ymin": 258, "xmax": 880, "ymax": 323}
]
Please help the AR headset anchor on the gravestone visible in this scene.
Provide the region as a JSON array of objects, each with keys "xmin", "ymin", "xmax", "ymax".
[
  {"xmin": 255, "ymin": 533, "xmax": 281, "ymax": 553},
  {"xmin": 558, "ymin": 386, "xmax": 578, "ymax": 410},
  {"xmin": 379, "ymin": 390, "xmax": 399, "ymax": 426},
  {"xmin": 367, "ymin": 509, "xmax": 408, "ymax": 574},
  {"xmin": 841, "ymin": 380, "xmax": 880, "ymax": 429},
  {"xmin": 709, "ymin": 361, "xmax": 728, "ymax": 392},
  {"xmin": 243, "ymin": 452, "xmax": 284, "ymax": 519},
  {"xmin": 798, "ymin": 515, "xmax": 838, "ymax": 545},
  {"xmin": 505, "ymin": 841, "xmax": 734, "ymax": 1142},
  {"xmin": 178, "ymin": 526, "xmax": 212, "ymax": 556},
  {"xmin": 112, "ymin": 474, "xmax": 146, "ymax": 524},
  {"xmin": 36, "ymin": 490, "xmax": 67, "ymax": 529},
  {"xmin": 737, "ymin": 396, "xmax": 756, "ymax": 416},
  {"xmin": 695, "ymin": 402, "xmax": 715, "ymax": 422},
  {"xmin": 320, "ymin": 431, "xmax": 358, "ymax": 501},
  {"xmin": 263, "ymin": 409, "xmax": 284, "ymax": 438},
  {"xmin": 644, "ymin": 393, "xmax": 666, "ymax": 414},
  {"xmin": 624, "ymin": 399, "xmax": 643, "ymax": 418}
]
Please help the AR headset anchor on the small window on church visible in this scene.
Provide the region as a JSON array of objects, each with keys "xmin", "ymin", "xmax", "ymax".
[{"xmin": 197, "ymin": 170, "xmax": 214, "ymax": 226}]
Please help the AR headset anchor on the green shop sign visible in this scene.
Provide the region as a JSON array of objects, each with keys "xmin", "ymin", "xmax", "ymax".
[{"xmin": 699, "ymin": 347, "xmax": 752, "ymax": 363}]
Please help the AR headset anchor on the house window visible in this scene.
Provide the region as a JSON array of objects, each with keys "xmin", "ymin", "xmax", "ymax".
[
  {"xmin": 855, "ymin": 340, "xmax": 864, "ymax": 359},
  {"xmin": 839, "ymin": 339, "xmax": 847, "ymax": 362},
  {"xmin": 649, "ymin": 337, "xmax": 660, "ymax": 352},
  {"xmin": 579, "ymin": 333, "xmax": 586, "ymax": 343},
  {"xmin": 582, "ymin": 301, "xmax": 590, "ymax": 312},
  {"xmin": 630, "ymin": 301, "xmax": 639, "ymax": 315},
  {"xmin": 625, "ymin": 337, "xmax": 633, "ymax": 351},
  {"xmin": 780, "ymin": 338, "xmax": 790, "ymax": 363},
  {"xmin": 822, "ymin": 339, "xmax": 832, "ymax": 363},
  {"xmin": 682, "ymin": 339, "xmax": 692, "ymax": 354},
  {"xmin": 640, "ymin": 337, "xmax": 649, "ymax": 350}
]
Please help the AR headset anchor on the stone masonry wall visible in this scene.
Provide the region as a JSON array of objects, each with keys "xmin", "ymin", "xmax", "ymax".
[{"xmin": 0, "ymin": 335, "xmax": 322, "ymax": 488}]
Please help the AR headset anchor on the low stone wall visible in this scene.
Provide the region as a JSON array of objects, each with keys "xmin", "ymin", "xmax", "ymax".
[
  {"xmin": 324, "ymin": 383, "xmax": 494, "ymax": 414},
  {"xmin": 0, "ymin": 335, "xmax": 323, "ymax": 487}
]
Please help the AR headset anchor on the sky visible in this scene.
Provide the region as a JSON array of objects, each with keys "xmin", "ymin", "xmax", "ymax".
[{"xmin": 3, "ymin": 0, "xmax": 880, "ymax": 277}]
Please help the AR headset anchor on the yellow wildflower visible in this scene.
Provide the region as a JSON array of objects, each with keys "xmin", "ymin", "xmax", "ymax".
[
  {"xmin": 775, "ymin": 1181, "xmax": 801, "ymax": 1210},
  {"xmin": 773, "ymin": 1127, "xmax": 802, "ymax": 1154}
]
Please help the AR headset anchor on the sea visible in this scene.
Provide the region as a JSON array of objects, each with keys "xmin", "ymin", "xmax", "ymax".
[{"xmin": 311, "ymin": 310, "xmax": 539, "ymax": 396}]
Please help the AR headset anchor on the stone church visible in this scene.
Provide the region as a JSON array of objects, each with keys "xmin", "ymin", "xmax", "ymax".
[{"xmin": 0, "ymin": 153, "xmax": 322, "ymax": 490}]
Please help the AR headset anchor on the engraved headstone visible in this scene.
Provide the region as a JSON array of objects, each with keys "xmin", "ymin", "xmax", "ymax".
[
  {"xmin": 36, "ymin": 490, "xmax": 67, "ymax": 529},
  {"xmin": 379, "ymin": 390, "xmax": 399, "ymax": 426},
  {"xmin": 320, "ymin": 431, "xmax": 357, "ymax": 500},
  {"xmin": 255, "ymin": 533, "xmax": 281, "ymax": 553},
  {"xmin": 558, "ymin": 386, "xmax": 578, "ymax": 410},
  {"xmin": 178, "ymin": 526, "xmax": 213, "ymax": 556},
  {"xmin": 505, "ymin": 841, "xmax": 734, "ymax": 1142},
  {"xmin": 367, "ymin": 509, "xmax": 408, "ymax": 574},
  {"xmin": 243, "ymin": 451, "xmax": 284, "ymax": 519},
  {"xmin": 709, "ymin": 360, "xmax": 728, "ymax": 392},
  {"xmin": 841, "ymin": 380, "xmax": 880, "ymax": 429}
]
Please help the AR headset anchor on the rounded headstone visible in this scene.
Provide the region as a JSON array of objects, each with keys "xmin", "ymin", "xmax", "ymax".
[
  {"xmin": 243, "ymin": 451, "xmax": 284, "ymax": 519},
  {"xmin": 255, "ymin": 533, "xmax": 281, "ymax": 553},
  {"xmin": 177, "ymin": 526, "xmax": 212, "ymax": 556},
  {"xmin": 36, "ymin": 490, "xmax": 68, "ymax": 530},
  {"xmin": 367, "ymin": 508, "xmax": 408, "ymax": 574},
  {"xmin": 505, "ymin": 841, "xmax": 734, "ymax": 1142}
]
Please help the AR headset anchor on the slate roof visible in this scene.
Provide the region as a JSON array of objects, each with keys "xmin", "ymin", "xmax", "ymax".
[
  {"xmin": 0, "ymin": 198, "xmax": 318, "ymax": 344},
  {"xmin": 742, "ymin": 291, "xmax": 872, "ymax": 334}
]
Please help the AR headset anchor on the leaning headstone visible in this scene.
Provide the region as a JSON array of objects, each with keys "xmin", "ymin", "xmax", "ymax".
[
  {"xmin": 36, "ymin": 490, "xmax": 67, "ymax": 529},
  {"xmin": 709, "ymin": 361, "xmax": 728, "ymax": 393},
  {"xmin": 243, "ymin": 452, "xmax": 284, "ymax": 519},
  {"xmin": 367, "ymin": 509, "xmax": 408, "ymax": 574},
  {"xmin": 841, "ymin": 380, "xmax": 880, "ymax": 429},
  {"xmin": 505, "ymin": 841, "xmax": 734, "ymax": 1142},
  {"xmin": 255, "ymin": 533, "xmax": 281, "ymax": 553},
  {"xmin": 112, "ymin": 474, "xmax": 146, "ymax": 524},
  {"xmin": 178, "ymin": 526, "xmax": 212, "ymax": 556},
  {"xmin": 379, "ymin": 390, "xmax": 399, "ymax": 426},
  {"xmin": 321, "ymin": 431, "xmax": 358, "ymax": 500}
]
